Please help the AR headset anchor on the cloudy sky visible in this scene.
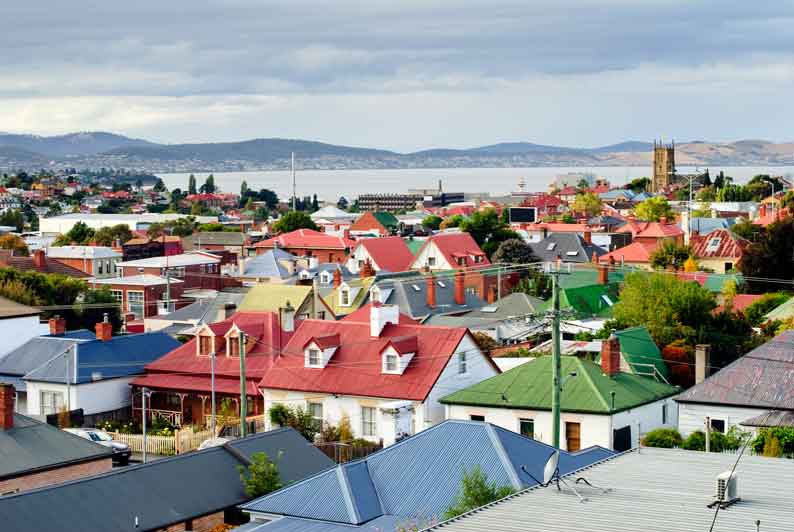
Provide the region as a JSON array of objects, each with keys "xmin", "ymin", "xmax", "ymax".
[{"xmin": 2, "ymin": 1, "xmax": 794, "ymax": 151}]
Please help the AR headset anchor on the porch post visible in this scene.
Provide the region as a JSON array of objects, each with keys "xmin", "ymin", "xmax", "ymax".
[
  {"xmin": 199, "ymin": 395, "xmax": 208, "ymax": 427},
  {"xmin": 177, "ymin": 392, "xmax": 188, "ymax": 426}
]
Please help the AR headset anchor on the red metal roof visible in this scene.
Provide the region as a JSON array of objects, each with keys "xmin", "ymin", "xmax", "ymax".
[
  {"xmin": 598, "ymin": 240, "xmax": 658, "ymax": 264},
  {"xmin": 341, "ymin": 302, "xmax": 419, "ymax": 325},
  {"xmin": 304, "ymin": 333, "xmax": 341, "ymax": 350},
  {"xmin": 131, "ymin": 373, "xmax": 260, "ymax": 396},
  {"xmin": 136, "ymin": 312, "xmax": 294, "ymax": 395},
  {"xmin": 715, "ymin": 294, "xmax": 765, "ymax": 315},
  {"xmin": 357, "ymin": 237, "xmax": 414, "ymax": 273},
  {"xmin": 413, "ymin": 232, "xmax": 490, "ymax": 269},
  {"xmin": 259, "ymin": 319, "xmax": 470, "ymax": 401},
  {"xmin": 616, "ymin": 221, "xmax": 683, "ymax": 238},
  {"xmin": 385, "ymin": 335, "xmax": 418, "ymax": 355},
  {"xmin": 690, "ymin": 229, "xmax": 749, "ymax": 259},
  {"xmin": 254, "ymin": 229, "xmax": 354, "ymax": 250}
]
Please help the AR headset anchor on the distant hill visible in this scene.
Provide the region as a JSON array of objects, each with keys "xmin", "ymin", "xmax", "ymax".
[{"xmin": 1, "ymin": 132, "xmax": 793, "ymax": 171}]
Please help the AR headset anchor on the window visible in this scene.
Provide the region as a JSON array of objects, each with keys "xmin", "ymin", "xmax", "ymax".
[
  {"xmin": 198, "ymin": 335, "xmax": 213, "ymax": 356},
  {"xmin": 340, "ymin": 288, "xmax": 351, "ymax": 306},
  {"xmin": 458, "ymin": 352, "xmax": 467, "ymax": 374},
  {"xmin": 40, "ymin": 390, "xmax": 64, "ymax": 415},
  {"xmin": 519, "ymin": 418, "xmax": 534, "ymax": 439},
  {"xmin": 358, "ymin": 260, "xmax": 365, "ymax": 268},
  {"xmin": 362, "ymin": 406, "xmax": 377, "ymax": 436},
  {"xmin": 474, "ymin": 255, "xmax": 484, "ymax": 263},
  {"xmin": 127, "ymin": 291, "xmax": 145, "ymax": 319},
  {"xmin": 470, "ymin": 415, "xmax": 485, "ymax": 422},
  {"xmin": 308, "ymin": 402, "xmax": 323, "ymax": 429},
  {"xmin": 710, "ymin": 418, "xmax": 725, "ymax": 433},
  {"xmin": 228, "ymin": 336, "xmax": 240, "ymax": 357},
  {"xmin": 308, "ymin": 348, "xmax": 321, "ymax": 366},
  {"xmin": 456, "ymin": 257, "xmax": 466, "ymax": 266},
  {"xmin": 110, "ymin": 290, "xmax": 123, "ymax": 303},
  {"xmin": 724, "ymin": 262, "xmax": 733, "ymax": 272},
  {"xmin": 320, "ymin": 272, "xmax": 330, "ymax": 284},
  {"xmin": 384, "ymin": 354, "xmax": 399, "ymax": 372},
  {"xmin": 427, "ymin": 257, "xmax": 436, "ymax": 267},
  {"xmin": 98, "ymin": 261, "xmax": 103, "ymax": 275},
  {"xmin": 662, "ymin": 404, "xmax": 668, "ymax": 425}
]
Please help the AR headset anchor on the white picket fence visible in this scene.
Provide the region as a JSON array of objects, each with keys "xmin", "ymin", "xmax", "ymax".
[{"xmin": 109, "ymin": 427, "xmax": 214, "ymax": 456}]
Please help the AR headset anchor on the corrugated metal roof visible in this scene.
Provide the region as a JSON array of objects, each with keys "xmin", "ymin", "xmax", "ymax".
[
  {"xmin": 0, "ymin": 428, "xmax": 333, "ymax": 532},
  {"xmin": 613, "ymin": 326, "xmax": 669, "ymax": 380},
  {"xmin": 239, "ymin": 284, "xmax": 313, "ymax": 313},
  {"xmin": 241, "ymin": 420, "xmax": 614, "ymax": 529},
  {"xmin": 427, "ymin": 447, "xmax": 794, "ymax": 532}
]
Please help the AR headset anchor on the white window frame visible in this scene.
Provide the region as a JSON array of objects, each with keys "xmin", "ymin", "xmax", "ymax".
[
  {"xmin": 340, "ymin": 288, "xmax": 351, "ymax": 306},
  {"xmin": 361, "ymin": 406, "xmax": 377, "ymax": 437},
  {"xmin": 308, "ymin": 402, "xmax": 323, "ymax": 428},
  {"xmin": 110, "ymin": 289, "xmax": 123, "ymax": 304},
  {"xmin": 127, "ymin": 290, "xmax": 145, "ymax": 319},
  {"xmin": 40, "ymin": 390, "xmax": 65, "ymax": 416},
  {"xmin": 384, "ymin": 353, "xmax": 399, "ymax": 373},
  {"xmin": 458, "ymin": 352, "xmax": 467, "ymax": 374},
  {"xmin": 307, "ymin": 348, "xmax": 321, "ymax": 367}
]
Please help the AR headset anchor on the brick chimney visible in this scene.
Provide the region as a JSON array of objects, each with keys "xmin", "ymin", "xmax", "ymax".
[
  {"xmin": 425, "ymin": 274, "xmax": 436, "ymax": 308},
  {"xmin": 487, "ymin": 285, "xmax": 497, "ymax": 304},
  {"xmin": 759, "ymin": 204, "xmax": 767, "ymax": 218},
  {"xmin": 0, "ymin": 383, "xmax": 14, "ymax": 430},
  {"xmin": 454, "ymin": 270, "xmax": 465, "ymax": 306},
  {"xmin": 95, "ymin": 313, "xmax": 113, "ymax": 342},
  {"xmin": 695, "ymin": 344, "xmax": 711, "ymax": 384},
  {"xmin": 49, "ymin": 315, "xmax": 66, "ymax": 336},
  {"xmin": 583, "ymin": 230, "xmax": 592, "ymax": 245},
  {"xmin": 333, "ymin": 268, "xmax": 342, "ymax": 288},
  {"xmin": 597, "ymin": 263, "xmax": 609, "ymax": 285},
  {"xmin": 601, "ymin": 334, "xmax": 621, "ymax": 377},
  {"xmin": 32, "ymin": 249, "xmax": 46, "ymax": 269}
]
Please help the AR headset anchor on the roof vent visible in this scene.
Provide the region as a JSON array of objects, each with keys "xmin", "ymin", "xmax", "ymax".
[{"xmin": 713, "ymin": 471, "xmax": 740, "ymax": 506}]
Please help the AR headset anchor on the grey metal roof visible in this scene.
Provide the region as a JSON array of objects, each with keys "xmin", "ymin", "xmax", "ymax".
[
  {"xmin": 741, "ymin": 409, "xmax": 794, "ymax": 427},
  {"xmin": 183, "ymin": 231, "xmax": 246, "ymax": 249},
  {"xmin": 684, "ymin": 217, "xmax": 734, "ymax": 234},
  {"xmin": 675, "ymin": 330, "xmax": 794, "ymax": 409},
  {"xmin": 373, "ymin": 272, "xmax": 487, "ymax": 320},
  {"xmin": 530, "ymin": 233, "xmax": 605, "ymax": 264},
  {"xmin": 238, "ymin": 249, "xmax": 297, "ymax": 279},
  {"xmin": 0, "ymin": 336, "xmax": 84, "ymax": 381},
  {"xmin": 0, "ymin": 428, "xmax": 333, "ymax": 532},
  {"xmin": 464, "ymin": 293, "xmax": 544, "ymax": 320},
  {"xmin": 427, "ymin": 447, "xmax": 794, "ymax": 532},
  {"xmin": 157, "ymin": 291, "xmax": 245, "ymax": 323},
  {"xmin": 0, "ymin": 413, "xmax": 111, "ymax": 480}
]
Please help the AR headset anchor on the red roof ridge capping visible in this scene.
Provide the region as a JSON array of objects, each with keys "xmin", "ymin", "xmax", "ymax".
[
  {"xmin": 383, "ymin": 335, "xmax": 418, "ymax": 355},
  {"xmin": 303, "ymin": 333, "xmax": 341, "ymax": 350},
  {"xmin": 341, "ymin": 302, "xmax": 420, "ymax": 325}
]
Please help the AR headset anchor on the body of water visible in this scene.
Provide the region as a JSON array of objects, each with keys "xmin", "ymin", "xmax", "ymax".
[{"xmin": 159, "ymin": 166, "xmax": 794, "ymax": 202}]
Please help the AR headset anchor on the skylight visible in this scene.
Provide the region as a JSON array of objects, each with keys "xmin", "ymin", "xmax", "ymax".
[
  {"xmin": 706, "ymin": 238, "xmax": 721, "ymax": 252},
  {"xmin": 480, "ymin": 306, "xmax": 498, "ymax": 313},
  {"xmin": 601, "ymin": 294, "xmax": 614, "ymax": 306},
  {"xmin": 437, "ymin": 281, "xmax": 446, "ymax": 288},
  {"xmin": 566, "ymin": 251, "xmax": 578, "ymax": 256},
  {"xmin": 411, "ymin": 284, "xmax": 421, "ymax": 292},
  {"xmin": 546, "ymin": 243, "xmax": 556, "ymax": 251}
]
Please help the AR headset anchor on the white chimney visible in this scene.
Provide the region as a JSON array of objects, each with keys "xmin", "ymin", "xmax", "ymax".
[
  {"xmin": 281, "ymin": 300, "xmax": 295, "ymax": 332},
  {"xmin": 370, "ymin": 304, "xmax": 399, "ymax": 337},
  {"xmin": 309, "ymin": 256, "xmax": 319, "ymax": 269}
]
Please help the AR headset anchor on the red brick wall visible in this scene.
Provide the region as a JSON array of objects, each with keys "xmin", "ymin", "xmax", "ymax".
[
  {"xmin": 0, "ymin": 458, "xmax": 112, "ymax": 495},
  {"xmin": 163, "ymin": 510, "xmax": 225, "ymax": 532},
  {"xmin": 53, "ymin": 257, "xmax": 95, "ymax": 275}
]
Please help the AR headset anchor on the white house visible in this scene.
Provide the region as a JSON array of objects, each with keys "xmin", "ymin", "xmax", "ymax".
[
  {"xmin": 409, "ymin": 232, "xmax": 489, "ymax": 271},
  {"xmin": 441, "ymin": 336, "xmax": 680, "ymax": 452},
  {"xmin": 0, "ymin": 297, "xmax": 48, "ymax": 359},
  {"xmin": 259, "ymin": 303, "xmax": 500, "ymax": 445},
  {"xmin": 675, "ymin": 334, "xmax": 794, "ymax": 436}
]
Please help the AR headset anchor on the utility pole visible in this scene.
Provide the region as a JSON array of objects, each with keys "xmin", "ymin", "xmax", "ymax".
[
  {"xmin": 547, "ymin": 262, "xmax": 569, "ymax": 449},
  {"xmin": 141, "ymin": 387, "xmax": 150, "ymax": 463},
  {"xmin": 65, "ymin": 345, "xmax": 75, "ymax": 412},
  {"xmin": 210, "ymin": 350, "xmax": 216, "ymax": 437},
  {"xmin": 312, "ymin": 276, "xmax": 319, "ymax": 319},
  {"xmin": 239, "ymin": 331, "xmax": 247, "ymax": 438},
  {"xmin": 291, "ymin": 152, "xmax": 296, "ymax": 211},
  {"xmin": 497, "ymin": 264, "xmax": 502, "ymax": 301}
]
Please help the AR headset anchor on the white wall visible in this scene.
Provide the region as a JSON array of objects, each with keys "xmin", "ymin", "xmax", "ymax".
[
  {"xmin": 411, "ymin": 241, "xmax": 453, "ymax": 271},
  {"xmin": 25, "ymin": 377, "xmax": 135, "ymax": 416},
  {"xmin": 0, "ymin": 316, "xmax": 48, "ymax": 358},
  {"xmin": 446, "ymin": 396, "xmax": 679, "ymax": 450},
  {"xmin": 677, "ymin": 402, "xmax": 766, "ymax": 437}
]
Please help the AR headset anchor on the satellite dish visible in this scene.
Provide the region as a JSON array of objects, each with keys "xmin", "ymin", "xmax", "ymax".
[{"xmin": 543, "ymin": 450, "xmax": 560, "ymax": 484}]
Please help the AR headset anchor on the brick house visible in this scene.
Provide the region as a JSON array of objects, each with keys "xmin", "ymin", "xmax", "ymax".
[
  {"xmin": 0, "ymin": 384, "xmax": 112, "ymax": 496},
  {"xmin": 117, "ymin": 252, "xmax": 223, "ymax": 291},
  {"xmin": 46, "ymin": 245, "xmax": 122, "ymax": 278},
  {"xmin": 349, "ymin": 211, "xmax": 399, "ymax": 237},
  {"xmin": 0, "ymin": 249, "xmax": 90, "ymax": 278},
  {"xmin": 121, "ymin": 235, "xmax": 183, "ymax": 261},
  {"xmin": 90, "ymin": 275, "xmax": 186, "ymax": 319},
  {"xmin": 253, "ymin": 229, "xmax": 353, "ymax": 263}
]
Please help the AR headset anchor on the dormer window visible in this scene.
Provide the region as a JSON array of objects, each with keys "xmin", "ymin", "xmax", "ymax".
[
  {"xmin": 227, "ymin": 335, "xmax": 239, "ymax": 357},
  {"xmin": 427, "ymin": 257, "xmax": 436, "ymax": 267},
  {"xmin": 340, "ymin": 287, "xmax": 351, "ymax": 306},
  {"xmin": 456, "ymin": 257, "xmax": 466, "ymax": 266},
  {"xmin": 308, "ymin": 348, "xmax": 321, "ymax": 366},
  {"xmin": 384, "ymin": 353, "xmax": 398, "ymax": 372},
  {"xmin": 380, "ymin": 336, "xmax": 417, "ymax": 375},
  {"xmin": 304, "ymin": 334, "xmax": 341, "ymax": 368},
  {"xmin": 320, "ymin": 271, "xmax": 331, "ymax": 284}
]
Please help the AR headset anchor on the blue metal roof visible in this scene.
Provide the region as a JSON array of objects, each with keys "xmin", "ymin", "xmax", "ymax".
[{"xmin": 241, "ymin": 420, "xmax": 614, "ymax": 529}]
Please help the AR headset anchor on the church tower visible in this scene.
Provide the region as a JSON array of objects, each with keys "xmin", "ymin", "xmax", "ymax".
[{"xmin": 652, "ymin": 139, "xmax": 675, "ymax": 192}]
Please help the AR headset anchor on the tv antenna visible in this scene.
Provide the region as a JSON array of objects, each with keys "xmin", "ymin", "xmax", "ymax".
[{"xmin": 521, "ymin": 450, "xmax": 611, "ymax": 503}]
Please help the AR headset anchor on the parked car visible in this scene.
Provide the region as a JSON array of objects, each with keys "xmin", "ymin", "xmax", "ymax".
[{"xmin": 64, "ymin": 428, "xmax": 132, "ymax": 464}]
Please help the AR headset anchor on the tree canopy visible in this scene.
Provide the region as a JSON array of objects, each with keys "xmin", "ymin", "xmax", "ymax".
[
  {"xmin": 491, "ymin": 238, "xmax": 536, "ymax": 264},
  {"xmin": 93, "ymin": 224, "xmax": 133, "ymax": 246},
  {"xmin": 271, "ymin": 211, "xmax": 318, "ymax": 234},
  {"xmin": 443, "ymin": 466, "xmax": 514, "ymax": 520},
  {"xmin": 626, "ymin": 177, "xmax": 651, "ymax": 193},
  {"xmin": 459, "ymin": 208, "xmax": 520, "ymax": 258},
  {"xmin": 0, "ymin": 234, "xmax": 29, "ymax": 255},
  {"xmin": 187, "ymin": 174, "xmax": 197, "ymax": 195},
  {"xmin": 634, "ymin": 196, "xmax": 674, "ymax": 222},
  {"xmin": 650, "ymin": 242, "xmax": 693, "ymax": 271},
  {"xmin": 53, "ymin": 221, "xmax": 95, "ymax": 246},
  {"xmin": 238, "ymin": 451, "xmax": 282, "ymax": 498},
  {"xmin": 571, "ymin": 192, "xmax": 602, "ymax": 217},
  {"xmin": 739, "ymin": 217, "xmax": 794, "ymax": 293},
  {"xmin": 421, "ymin": 215, "xmax": 443, "ymax": 231}
]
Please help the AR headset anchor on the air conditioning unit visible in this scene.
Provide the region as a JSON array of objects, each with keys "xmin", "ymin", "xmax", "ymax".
[{"xmin": 714, "ymin": 470, "xmax": 740, "ymax": 504}]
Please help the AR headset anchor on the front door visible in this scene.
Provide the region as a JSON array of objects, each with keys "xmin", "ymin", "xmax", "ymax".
[{"xmin": 566, "ymin": 422, "xmax": 581, "ymax": 452}]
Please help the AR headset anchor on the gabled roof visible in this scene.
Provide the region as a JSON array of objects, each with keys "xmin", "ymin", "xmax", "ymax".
[
  {"xmin": 765, "ymin": 295, "xmax": 794, "ymax": 321},
  {"xmin": 240, "ymin": 420, "xmax": 613, "ymax": 528},
  {"xmin": 613, "ymin": 326, "xmax": 669, "ymax": 380},
  {"xmin": 19, "ymin": 332, "xmax": 181, "ymax": 385},
  {"xmin": 616, "ymin": 221, "xmax": 683, "ymax": 239},
  {"xmin": 46, "ymin": 246, "xmax": 121, "ymax": 259},
  {"xmin": 715, "ymin": 293, "xmax": 765, "ymax": 314},
  {"xmin": 373, "ymin": 271, "xmax": 487, "ymax": 320},
  {"xmin": 441, "ymin": 356, "xmax": 678, "ymax": 414},
  {"xmin": 412, "ymin": 233, "xmax": 490, "ymax": 269},
  {"xmin": 237, "ymin": 249, "xmax": 297, "ymax": 279},
  {"xmin": 322, "ymin": 277, "xmax": 375, "ymax": 317},
  {"xmin": 686, "ymin": 217, "xmax": 734, "ymax": 234},
  {"xmin": 539, "ymin": 282, "xmax": 619, "ymax": 318},
  {"xmin": 676, "ymin": 330, "xmax": 794, "ymax": 409},
  {"xmin": 530, "ymin": 233, "xmax": 606, "ymax": 263},
  {"xmin": 598, "ymin": 240, "xmax": 658, "ymax": 264},
  {"xmin": 464, "ymin": 292, "xmax": 544, "ymax": 320},
  {"xmin": 254, "ymin": 229, "xmax": 353, "ymax": 250},
  {"xmin": 0, "ymin": 413, "xmax": 111, "ymax": 480},
  {"xmin": 355, "ymin": 236, "xmax": 414, "ymax": 273},
  {"xmin": 341, "ymin": 302, "xmax": 419, "ymax": 325},
  {"xmin": 153, "ymin": 292, "xmax": 245, "ymax": 324},
  {"xmin": 350, "ymin": 211, "xmax": 399, "ymax": 233},
  {"xmin": 258, "ymin": 318, "xmax": 470, "ymax": 401},
  {"xmin": 310, "ymin": 205, "xmax": 357, "ymax": 221},
  {"xmin": 689, "ymin": 228, "xmax": 749, "ymax": 259},
  {"xmin": 238, "ymin": 284, "xmax": 313, "ymax": 313},
  {"xmin": 0, "ymin": 251, "xmax": 91, "ymax": 277},
  {"xmin": 0, "ymin": 428, "xmax": 333, "ymax": 532}
]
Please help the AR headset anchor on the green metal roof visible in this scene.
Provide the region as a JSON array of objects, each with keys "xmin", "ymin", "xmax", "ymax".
[
  {"xmin": 373, "ymin": 211, "xmax": 399, "ymax": 229},
  {"xmin": 557, "ymin": 268, "xmax": 625, "ymax": 289},
  {"xmin": 440, "ymin": 355, "xmax": 679, "ymax": 414},
  {"xmin": 405, "ymin": 239, "xmax": 425, "ymax": 256},
  {"xmin": 766, "ymin": 295, "xmax": 794, "ymax": 321},
  {"xmin": 539, "ymin": 283, "xmax": 620, "ymax": 318},
  {"xmin": 612, "ymin": 326, "xmax": 669, "ymax": 380}
]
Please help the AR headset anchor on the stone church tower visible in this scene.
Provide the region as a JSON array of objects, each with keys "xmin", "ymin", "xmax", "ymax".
[{"xmin": 652, "ymin": 140, "xmax": 675, "ymax": 192}]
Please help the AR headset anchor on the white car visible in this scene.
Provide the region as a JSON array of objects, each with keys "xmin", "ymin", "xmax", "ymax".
[{"xmin": 64, "ymin": 428, "xmax": 132, "ymax": 464}]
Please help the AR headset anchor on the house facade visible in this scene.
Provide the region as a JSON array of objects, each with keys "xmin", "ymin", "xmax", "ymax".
[
  {"xmin": 45, "ymin": 246, "xmax": 123, "ymax": 278},
  {"xmin": 0, "ymin": 297, "xmax": 48, "ymax": 358},
  {"xmin": 410, "ymin": 232, "xmax": 489, "ymax": 271},
  {"xmin": 259, "ymin": 304, "xmax": 500, "ymax": 445},
  {"xmin": 253, "ymin": 229, "xmax": 353, "ymax": 263},
  {"xmin": 89, "ymin": 275, "xmax": 185, "ymax": 319},
  {"xmin": 689, "ymin": 228, "xmax": 749, "ymax": 274},
  {"xmin": 117, "ymin": 252, "xmax": 223, "ymax": 290}
]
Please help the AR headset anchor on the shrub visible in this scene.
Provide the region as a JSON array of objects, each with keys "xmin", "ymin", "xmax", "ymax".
[
  {"xmin": 641, "ymin": 428, "xmax": 682, "ymax": 448},
  {"xmin": 238, "ymin": 451, "xmax": 282, "ymax": 498},
  {"xmin": 751, "ymin": 427, "xmax": 794, "ymax": 457},
  {"xmin": 267, "ymin": 404, "xmax": 318, "ymax": 442},
  {"xmin": 681, "ymin": 427, "xmax": 747, "ymax": 452},
  {"xmin": 443, "ymin": 466, "xmax": 515, "ymax": 520}
]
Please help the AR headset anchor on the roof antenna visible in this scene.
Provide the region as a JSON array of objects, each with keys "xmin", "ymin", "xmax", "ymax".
[{"xmin": 519, "ymin": 450, "xmax": 611, "ymax": 503}]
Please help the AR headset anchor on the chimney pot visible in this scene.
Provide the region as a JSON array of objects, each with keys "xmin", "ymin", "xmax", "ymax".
[
  {"xmin": 583, "ymin": 230, "xmax": 592, "ymax": 245},
  {"xmin": 32, "ymin": 249, "xmax": 46, "ymax": 269},
  {"xmin": 0, "ymin": 384, "xmax": 14, "ymax": 430},
  {"xmin": 454, "ymin": 270, "xmax": 465, "ymax": 306},
  {"xmin": 95, "ymin": 319, "xmax": 113, "ymax": 342},
  {"xmin": 601, "ymin": 334, "xmax": 621, "ymax": 377},
  {"xmin": 597, "ymin": 263, "xmax": 609, "ymax": 285},
  {"xmin": 426, "ymin": 274, "xmax": 436, "ymax": 308},
  {"xmin": 695, "ymin": 344, "xmax": 711, "ymax": 384},
  {"xmin": 49, "ymin": 315, "xmax": 66, "ymax": 336},
  {"xmin": 333, "ymin": 268, "xmax": 342, "ymax": 288}
]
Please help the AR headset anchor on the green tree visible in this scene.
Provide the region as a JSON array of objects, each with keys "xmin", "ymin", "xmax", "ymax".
[
  {"xmin": 78, "ymin": 288, "xmax": 122, "ymax": 332},
  {"xmin": 53, "ymin": 221, "xmax": 95, "ymax": 246},
  {"xmin": 739, "ymin": 217, "xmax": 794, "ymax": 293},
  {"xmin": 713, "ymin": 171, "xmax": 726, "ymax": 189},
  {"xmin": 492, "ymin": 238, "xmax": 536, "ymax": 264},
  {"xmin": 649, "ymin": 242, "xmax": 693, "ymax": 271},
  {"xmin": 626, "ymin": 177, "xmax": 651, "ymax": 193},
  {"xmin": 612, "ymin": 272, "xmax": 716, "ymax": 346},
  {"xmin": 188, "ymin": 174, "xmax": 197, "ymax": 195},
  {"xmin": 93, "ymin": 224, "xmax": 133, "ymax": 246},
  {"xmin": 576, "ymin": 178, "xmax": 590, "ymax": 191},
  {"xmin": 0, "ymin": 234, "xmax": 29, "ymax": 255},
  {"xmin": 571, "ymin": 192, "xmax": 602, "ymax": 218},
  {"xmin": 238, "ymin": 451, "xmax": 282, "ymax": 498},
  {"xmin": 634, "ymin": 196, "xmax": 674, "ymax": 222},
  {"xmin": 200, "ymin": 174, "xmax": 216, "ymax": 194},
  {"xmin": 443, "ymin": 466, "xmax": 515, "ymax": 520},
  {"xmin": 716, "ymin": 184, "xmax": 753, "ymax": 202},
  {"xmin": 641, "ymin": 428, "xmax": 683, "ymax": 448},
  {"xmin": 421, "ymin": 215, "xmax": 443, "ymax": 231},
  {"xmin": 0, "ymin": 209, "xmax": 25, "ymax": 232},
  {"xmin": 311, "ymin": 194, "xmax": 319, "ymax": 212},
  {"xmin": 731, "ymin": 219, "xmax": 763, "ymax": 241},
  {"xmin": 441, "ymin": 214, "xmax": 465, "ymax": 229},
  {"xmin": 744, "ymin": 292, "xmax": 792, "ymax": 326},
  {"xmin": 240, "ymin": 180, "xmax": 249, "ymax": 199},
  {"xmin": 153, "ymin": 178, "xmax": 167, "ymax": 193},
  {"xmin": 267, "ymin": 404, "xmax": 319, "ymax": 441},
  {"xmin": 696, "ymin": 187, "xmax": 716, "ymax": 202},
  {"xmin": 515, "ymin": 269, "xmax": 551, "ymax": 299},
  {"xmin": 271, "ymin": 211, "xmax": 318, "ymax": 233},
  {"xmin": 459, "ymin": 208, "xmax": 520, "ymax": 258}
]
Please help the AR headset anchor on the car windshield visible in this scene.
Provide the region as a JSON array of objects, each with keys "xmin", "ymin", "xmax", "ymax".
[{"xmin": 88, "ymin": 431, "xmax": 113, "ymax": 442}]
